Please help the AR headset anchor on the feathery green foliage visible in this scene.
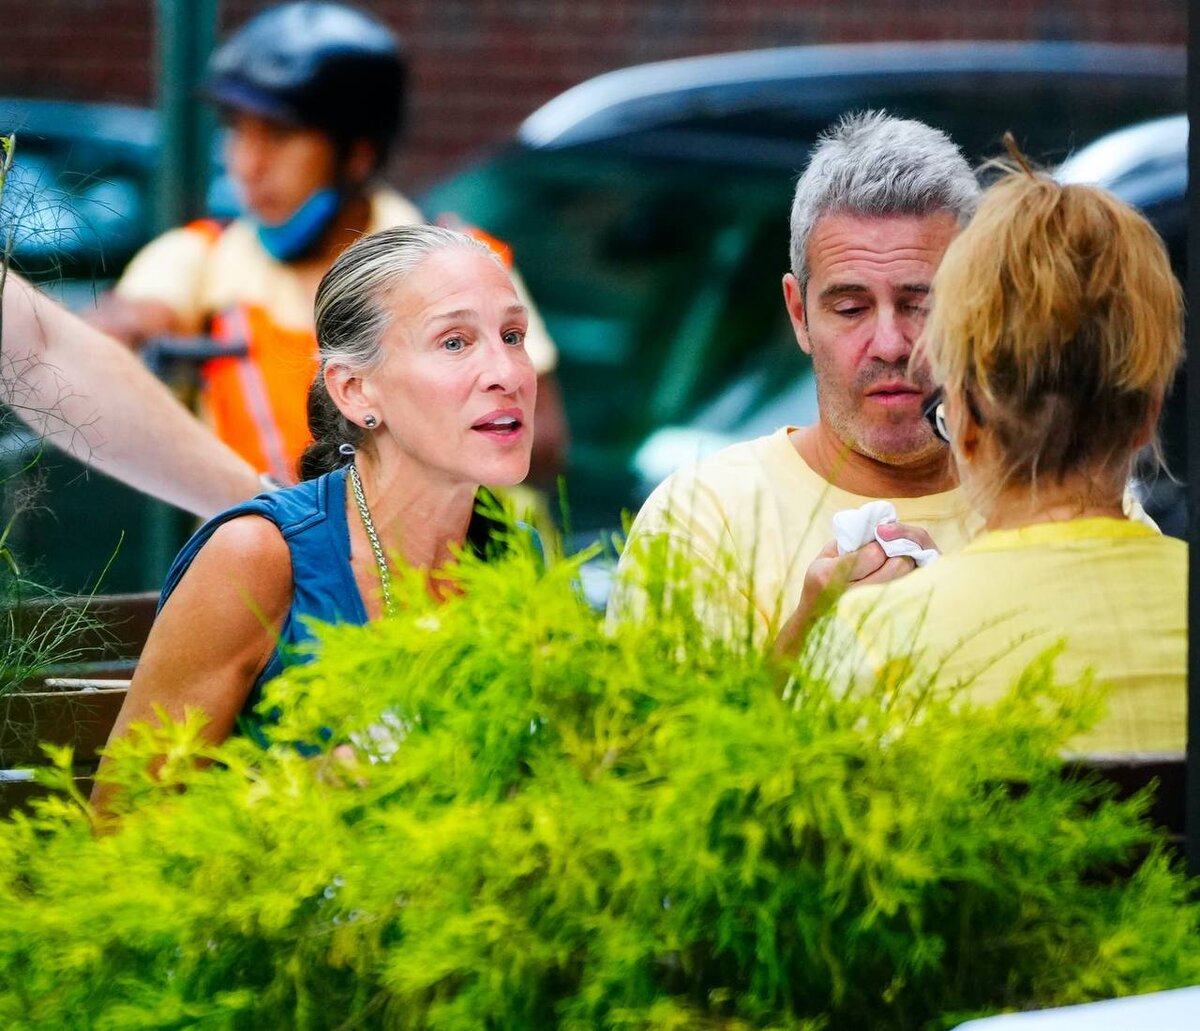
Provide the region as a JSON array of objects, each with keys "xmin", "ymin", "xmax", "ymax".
[
  {"xmin": 0, "ymin": 531, "xmax": 1196, "ymax": 1029},
  {"xmin": 1, "ymin": 132, "xmax": 114, "ymax": 695}
]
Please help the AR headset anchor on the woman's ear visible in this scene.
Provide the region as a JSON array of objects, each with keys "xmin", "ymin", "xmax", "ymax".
[
  {"xmin": 949, "ymin": 390, "xmax": 983, "ymax": 462},
  {"xmin": 342, "ymin": 138, "xmax": 378, "ymax": 190},
  {"xmin": 324, "ymin": 362, "xmax": 376, "ymax": 430}
]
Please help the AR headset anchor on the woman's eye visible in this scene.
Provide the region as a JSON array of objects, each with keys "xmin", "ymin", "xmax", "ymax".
[
  {"xmin": 503, "ymin": 329, "xmax": 526, "ymax": 347},
  {"xmin": 442, "ymin": 336, "xmax": 466, "ymax": 352}
]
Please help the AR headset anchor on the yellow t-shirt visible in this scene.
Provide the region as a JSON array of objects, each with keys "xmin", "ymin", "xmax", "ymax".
[
  {"xmin": 115, "ymin": 189, "xmax": 558, "ymax": 375},
  {"xmin": 609, "ymin": 427, "xmax": 983, "ymax": 644},
  {"xmin": 828, "ymin": 518, "xmax": 1186, "ymax": 754}
]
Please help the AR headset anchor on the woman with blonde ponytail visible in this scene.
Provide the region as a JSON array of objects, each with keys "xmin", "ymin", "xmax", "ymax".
[{"xmin": 824, "ymin": 155, "xmax": 1185, "ymax": 754}]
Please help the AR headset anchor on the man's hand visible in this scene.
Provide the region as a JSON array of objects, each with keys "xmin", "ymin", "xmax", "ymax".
[
  {"xmin": 88, "ymin": 295, "xmax": 183, "ymax": 350},
  {"xmin": 809, "ymin": 521, "xmax": 937, "ymax": 594},
  {"xmin": 772, "ymin": 522, "xmax": 937, "ymax": 660}
]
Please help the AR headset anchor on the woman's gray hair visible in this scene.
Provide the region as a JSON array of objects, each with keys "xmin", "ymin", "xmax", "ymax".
[
  {"xmin": 299, "ymin": 223, "xmax": 500, "ymax": 480},
  {"xmin": 789, "ymin": 110, "xmax": 981, "ymax": 288}
]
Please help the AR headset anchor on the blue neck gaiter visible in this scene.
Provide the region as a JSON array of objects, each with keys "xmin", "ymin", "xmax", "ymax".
[{"xmin": 255, "ymin": 187, "xmax": 342, "ymax": 262}]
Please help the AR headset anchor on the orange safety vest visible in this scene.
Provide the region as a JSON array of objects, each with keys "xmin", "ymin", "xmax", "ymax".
[
  {"xmin": 184, "ymin": 217, "xmax": 516, "ymax": 484},
  {"xmin": 206, "ymin": 302, "xmax": 318, "ymax": 484},
  {"xmin": 173, "ymin": 218, "xmax": 314, "ymax": 484}
]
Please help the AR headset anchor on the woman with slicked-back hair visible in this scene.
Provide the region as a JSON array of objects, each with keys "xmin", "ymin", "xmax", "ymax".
[
  {"xmin": 94, "ymin": 224, "xmax": 537, "ymax": 812},
  {"xmin": 823, "ymin": 151, "xmax": 1185, "ymax": 754}
]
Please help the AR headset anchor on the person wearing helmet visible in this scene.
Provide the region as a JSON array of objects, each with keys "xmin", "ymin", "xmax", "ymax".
[{"xmin": 91, "ymin": 1, "xmax": 567, "ymax": 488}]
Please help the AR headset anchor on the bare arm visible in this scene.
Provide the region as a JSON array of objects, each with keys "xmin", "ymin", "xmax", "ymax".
[
  {"xmin": 1, "ymin": 273, "xmax": 260, "ymax": 517},
  {"xmin": 90, "ymin": 515, "xmax": 292, "ymax": 817}
]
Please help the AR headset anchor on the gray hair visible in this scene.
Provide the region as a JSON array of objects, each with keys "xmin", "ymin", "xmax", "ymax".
[
  {"xmin": 314, "ymin": 223, "xmax": 498, "ymax": 376},
  {"xmin": 300, "ymin": 223, "xmax": 500, "ymax": 479},
  {"xmin": 789, "ymin": 110, "xmax": 980, "ymax": 286}
]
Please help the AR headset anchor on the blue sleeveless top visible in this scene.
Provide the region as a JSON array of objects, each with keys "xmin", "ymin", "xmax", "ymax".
[
  {"xmin": 159, "ymin": 467, "xmax": 528, "ymax": 733},
  {"xmin": 159, "ymin": 466, "xmax": 367, "ymax": 720}
]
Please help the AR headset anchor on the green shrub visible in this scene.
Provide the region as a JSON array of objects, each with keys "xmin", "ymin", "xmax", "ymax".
[{"xmin": 0, "ymin": 532, "xmax": 1195, "ymax": 1030}]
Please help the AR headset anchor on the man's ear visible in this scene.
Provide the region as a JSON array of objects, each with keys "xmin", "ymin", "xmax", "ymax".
[
  {"xmin": 324, "ymin": 361, "xmax": 376, "ymax": 428},
  {"xmin": 783, "ymin": 272, "xmax": 812, "ymax": 356},
  {"xmin": 342, "ymin": 138, "xmax": 378, "ymax": 189}
]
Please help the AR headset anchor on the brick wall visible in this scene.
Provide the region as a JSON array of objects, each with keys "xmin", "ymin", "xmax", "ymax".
[{"xmin": 0, "ymin": 0, "xmax": 1187, "ymax": 190}]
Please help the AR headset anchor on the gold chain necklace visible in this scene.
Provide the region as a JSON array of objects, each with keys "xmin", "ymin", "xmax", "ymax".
[{"xmin": 348, "ymin": 462, "xmax": 396, "ymax": 618}]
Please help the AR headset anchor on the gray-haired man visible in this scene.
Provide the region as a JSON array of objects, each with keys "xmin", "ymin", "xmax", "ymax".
[{"xmin": 609, "ymin": 111, "xmax": 983, "ymax": 642}]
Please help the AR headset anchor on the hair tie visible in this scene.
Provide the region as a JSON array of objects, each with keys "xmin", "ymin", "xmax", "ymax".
[{"xmin": 338, "ymin": 443, "xmax": 356, "ymax": 457}]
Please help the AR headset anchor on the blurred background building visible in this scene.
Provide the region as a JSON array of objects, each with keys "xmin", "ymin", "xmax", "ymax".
[{"xmin": 0, "ymin": 0, "xmax": 1187, "ymax": 189}]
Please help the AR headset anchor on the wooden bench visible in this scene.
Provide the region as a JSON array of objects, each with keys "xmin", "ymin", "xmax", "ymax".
[
  {"xmin": 6, "ymin": 591, "xmax": 157, "ymax": 672},
  {"xmin": 0, "ymin": 682, "xmax": 129, "ymax": 811},
  {"xmin": 1064, "ymin": 752, "xmax": 1187, "ymax": 848}
]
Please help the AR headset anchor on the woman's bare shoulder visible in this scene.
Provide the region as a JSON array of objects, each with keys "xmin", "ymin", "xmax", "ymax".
[
  {"xmin": 165, "ymin": 514, "xmax": 294, "ymax": 619},
  {"xmin": 203, "ymin": 513, "xmax": 292, "ymax": 563}
]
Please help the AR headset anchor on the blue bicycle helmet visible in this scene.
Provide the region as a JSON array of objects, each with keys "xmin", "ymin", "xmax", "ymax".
[{"xmin": 204, "ymin": 2, "xmax": 405, "ymax": 166}]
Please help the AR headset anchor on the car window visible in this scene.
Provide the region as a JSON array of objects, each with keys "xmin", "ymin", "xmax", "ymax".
[{"xmin": 3, "ymin": 141, "xmax": 149, "ymax": 281}]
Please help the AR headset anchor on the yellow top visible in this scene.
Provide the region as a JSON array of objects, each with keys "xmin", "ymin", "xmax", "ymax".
[
  {"xmin": 829, "ymin": 518, "xmax": 1186, "ymax": 754},
  {"xmin": 115, "ymin": 189, "xmax": 558, "ymax": 374},
  {"xmin": 609, "ymin": 427, "xmax": 983, "ymax": 643}
]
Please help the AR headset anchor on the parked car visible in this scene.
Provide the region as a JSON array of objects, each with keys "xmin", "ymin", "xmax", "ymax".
[
  {"xmin": 1, "ymin": 99, "xmax": 157, "ymax": 300},
  {"xmin": 422, "ymin": 41, "xmax": 1185, "ymax": 535},
  {"xmin": 0, "ymin": 97, "xmax": 233, "ymax": 305}
]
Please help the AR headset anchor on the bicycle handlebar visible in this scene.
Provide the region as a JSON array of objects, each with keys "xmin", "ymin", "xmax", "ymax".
[{"xmin": 140, "ymin": 335, "xmax": 248, "ymax": 378}]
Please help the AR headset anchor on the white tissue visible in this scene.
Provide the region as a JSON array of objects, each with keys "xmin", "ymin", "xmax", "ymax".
[{"xmin": 831, "ymin": 500, "xmax": 939, "ymax": 567}]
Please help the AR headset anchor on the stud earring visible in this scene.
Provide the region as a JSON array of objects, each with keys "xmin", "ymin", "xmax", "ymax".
[{"xmin": 363, "ymin": 414, "xmax": 378, "ymax": 428}]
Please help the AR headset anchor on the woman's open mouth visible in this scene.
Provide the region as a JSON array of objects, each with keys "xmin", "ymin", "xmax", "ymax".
[{"xmin": 471, "ymin": 409, "xmax": 525, "ymax": 439}]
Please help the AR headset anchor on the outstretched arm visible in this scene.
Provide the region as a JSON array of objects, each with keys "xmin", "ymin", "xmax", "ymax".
[{"xmin": 1, "ymin": 273, "xmax": 260, "ymax": 517}]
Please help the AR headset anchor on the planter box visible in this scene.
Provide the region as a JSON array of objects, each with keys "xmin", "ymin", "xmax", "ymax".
[{"xmin": 1, "ymin": 592, "xmax": 153, "ymax": 813}]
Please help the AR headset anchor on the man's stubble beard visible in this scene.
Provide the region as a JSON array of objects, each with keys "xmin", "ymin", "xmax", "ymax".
[{"xmin": 812, "ymin": 355, "xmax": 944, "ymax": 469}]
